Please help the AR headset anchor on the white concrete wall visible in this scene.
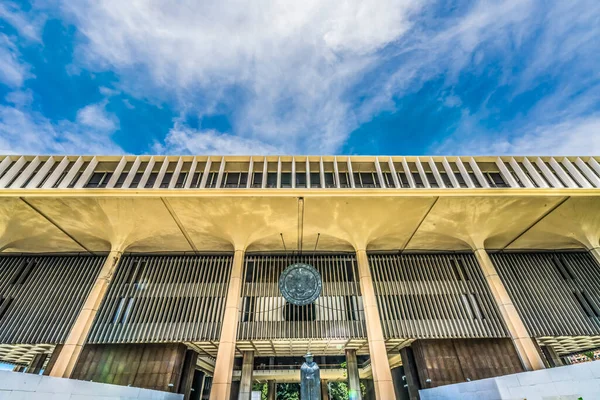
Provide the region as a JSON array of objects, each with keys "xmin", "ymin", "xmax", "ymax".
[
  {"xmin": 420, "ymin": 360, "xmax": 600, "ymax": 400},
  {"xmin": 0, "ymin": 370, "xmax": 183, "ymax": 399}
]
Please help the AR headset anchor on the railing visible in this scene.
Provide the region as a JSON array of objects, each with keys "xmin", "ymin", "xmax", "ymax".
[{"xmin": 0, "ymin": 155, "xmax": 598, "ymax": 190}]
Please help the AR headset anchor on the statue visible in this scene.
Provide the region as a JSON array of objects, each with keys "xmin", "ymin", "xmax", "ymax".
[{"xmin": 300, "ymin": 352, "xmax": 321, "ymax": 400}]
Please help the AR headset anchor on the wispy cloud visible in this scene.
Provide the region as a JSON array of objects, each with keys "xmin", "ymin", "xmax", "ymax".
[
  {"xmin": 61, "ymin": 0, "xmax": 424, "ymax": 154},
  {"xmin": 156, "ymin": 118, "xmax": 282, "ymax": 155},
  {"xmin": 0, "ymin": 0, "xmax": 598, "ymax": 155},
  {"xmin": 0, "ymin": 95, "xmax": 121, "ymax": 154},
  {"xmin": 59, "ymin": 0, "xmax": 600, "ymax": 155},
  {"xmin": 76, "ymin": 102, "xmax": 119, "ymax": 132},
  {"xmin": 435, "ymin": 115, "xmax": 600, "ymax": 156},
  {"xmin": 0, "ymin": 2, "xmax": 45, "ymax": 42},
  {"xmin": 412, "ymin": 0, "xmax": 600, "ymax": 155},
  {"xmin": 0, "ymin": 34, "xmax": 32, "ymax": 87}
]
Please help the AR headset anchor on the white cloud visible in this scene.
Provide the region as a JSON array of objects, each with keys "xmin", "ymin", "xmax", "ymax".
[
  {"xmin": 501, "ymin": 118, "xmax": 600, "ymax": 155},
  {"xmin": 158, "ymin": 119, "xmax": 281, "ymax": 155},
  {"xmin": 437, "ymin": 116, "xmax": 600, "ymax": 156},
  {"xmin": 0, "ymin": 34, "xmax": 33, "ymax": 87},
  {"xmin": 0, "ymin": 2, "xmax": 45, "ymax": 42},
  {"xmin": 59, "ymin": 0, "xmax": 600, "ymax": 155},
  {"xmin": 383, "ymin": 0, "xmax": 600, "ymax": 156},
  {"xmin": 0, "ymin": 99, "xmax": 122, "ymax": 154},
  {"xmin": 76, "ymin": 102, "xmax": 119, "ymax": 131},
  {"xmin": 4, "ymin": 89, "xmax": 33, "ymax": 107},
  {"xmin": 60, "ymin": 0, "xmax": 423, "ymax": 154},
  {"xmin": 0, "ymin": 0, "xmax": 596, "ymax": 155}
]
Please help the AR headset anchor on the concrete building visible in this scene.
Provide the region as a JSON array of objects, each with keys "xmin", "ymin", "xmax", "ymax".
[{"xmin": 0, "ymin": 154, "xmax": 599, "ymax": 400}]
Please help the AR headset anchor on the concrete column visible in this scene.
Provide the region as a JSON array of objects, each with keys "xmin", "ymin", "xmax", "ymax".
[
  {"xmin": 346, "ymin": 349, "xmax": 362, "ymax": 400},
  {"xmin": 356, "ymin": 250, "xmax": 396, "ymax": 399},
  {"xmin": 541, "ymin": 346, "xmax": 564, "ymax": 368},
  {"xmin": 320, "ymin": 380, "xmax": 329, "ymax": 400},
  {"xmin": 193, "ymin": 371, "xmax": 206, "ymax": 400},
  {"xmin": 211, "ymin": 250, "xmax": 245, "ymax": 400},
  {"xmin": 49, "ymin": 250, "xmax": 123, "ymax": 378},
  {"xmin": 181, "ymin": 350, "xmax": 199, "ymax": 400},
  {"xmin": 26, "ymin": 353, "xmax": 48, "ymax": 374},
  {"xmin": 238, "ymin": 351, "xmax": 254, "ymax": 400},
  {"xmin": 474, "ymin": 249, "xmax": 545, "ymax": 370},
  {"xmin": 399, "ymin": 347, "xmax": 420, "ymax": 400},
  {"xmin": 230, "ymin": 381, "xmax": 240, "ymax": 400},
  {"xmin": 198, "ymin": 374, "xmax": 206, "ymax": 400},
  {"xmin": 391, "ymin": 367, "xmax": 407, "ymax": 400},
  {"xmin": 268, "ymin": 380, "xmax": 276, "ymax": 400}
]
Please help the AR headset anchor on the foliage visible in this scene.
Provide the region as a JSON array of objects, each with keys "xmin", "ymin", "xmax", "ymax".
[
  {"xmin": 328, "ymin": 381, "xmax": 367, "ymax": 400},
  {"xmin": 276, "ymin": 382, "xmax": 300, "ymax": 400},
  {"xmin": 583, "ymin": 351, "xmax": 596, "ymax": 360},
  {"xmin": 328, "ymin": 381, "xmax": 348, "ymax": 399},
  {"xmin": 252, "ymin": 382, "xmax": 268, "ymax": 400}
]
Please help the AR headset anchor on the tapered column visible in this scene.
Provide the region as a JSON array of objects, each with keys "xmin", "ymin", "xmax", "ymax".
[
  {"xmin": 268, "ymin": 380, "xmax": 276, "ymax": 400},
  {"xmin": 346, "ymin": 349, "xmax": 362, "ymax": 400},
  {"xmin": 474, "ymin": 249, "xmax": 545, "ymax": 370},
  {"xmin": 238, "ymin": 351, "xmax": 254, "ymax": 400},
  {"xmin": 211, "ymin": 250, "xmax": 245, "ymax": 400},
  {"xmin": 49, "ymin": 250, "xmax": 123, "ymax": 378},
  {"xmin": 355, "ymin": 250, "xmax": 396, "ymax": 399}
]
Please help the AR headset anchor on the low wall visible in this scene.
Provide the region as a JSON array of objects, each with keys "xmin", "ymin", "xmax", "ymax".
[
  {"xmin": 420, "ymin": 360, "xmax": 600, "ymax": 400},
  {"xmin": 0, "ymin": 370, "xmax": 183, "ymax": 399}
]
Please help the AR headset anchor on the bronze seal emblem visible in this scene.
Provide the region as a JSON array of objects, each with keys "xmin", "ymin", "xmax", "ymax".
[{"xmin": 279, "ymin": 263, "xmax": 322, "ymax": 305}]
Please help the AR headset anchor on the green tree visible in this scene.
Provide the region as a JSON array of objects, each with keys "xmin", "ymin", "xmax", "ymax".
[
  {"xmin": 252, "ymin": 382, "xmax": 268, "ymax": 400},
  {"xmin": 276, "ymin": 382, "xmax": 300, "ymax": 400},
  {"xmin": 329, "ymin": 381, "xmax": 349, "ymax": 399},
  {"xmin": 583, "ymin": 351, "xmax": 596, "ymax": 360}
]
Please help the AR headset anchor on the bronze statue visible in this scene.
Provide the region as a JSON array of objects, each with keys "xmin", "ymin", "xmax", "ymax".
[{"xmin": 300, "ymin": 352, "xmax": 321, "ymax": 400}]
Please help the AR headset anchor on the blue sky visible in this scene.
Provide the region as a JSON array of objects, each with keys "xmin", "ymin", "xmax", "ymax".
[{"xmin": 0, "ymin": 0, "xmax": 598, "ymax": 155}]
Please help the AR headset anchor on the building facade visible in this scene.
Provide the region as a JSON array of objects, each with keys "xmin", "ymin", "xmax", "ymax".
[{"xmin": 0, "ymin": 154, "xmax": 599, "ymax": 400}]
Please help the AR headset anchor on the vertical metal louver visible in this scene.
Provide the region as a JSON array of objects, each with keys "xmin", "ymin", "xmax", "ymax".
[
  {"xmin": 369, "ymin": 253, "xmax": 507, "ymax": 339},
  {"xmin": 88, "ymin": 254, "xmax": 233, "ymax": 343},
  {"xmin": 491, "ymin": 252, "xmax": 600, "ymax": 337},
  {"xmin": 238, "ymin": 254, "xmax": 365, "ymax": 340},
  {"xmin": 0, "ymin": 254, "xmax": 104, "ymax": 344}
]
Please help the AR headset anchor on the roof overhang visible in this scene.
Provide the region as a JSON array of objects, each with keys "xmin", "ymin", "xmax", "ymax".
[{"xmin": 0, "ymin": 188, "xmax": 598, "ymax": 254}]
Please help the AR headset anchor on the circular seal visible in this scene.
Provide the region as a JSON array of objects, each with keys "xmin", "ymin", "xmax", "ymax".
[{"xmin": 279, "ymin": 263, "xmax": 322, "ymax": 305}]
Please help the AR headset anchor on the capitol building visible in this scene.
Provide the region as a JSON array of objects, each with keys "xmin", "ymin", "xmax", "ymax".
[{"xmin": 0, "ymin": 154, "xmax": 599, "ymax": 400}]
